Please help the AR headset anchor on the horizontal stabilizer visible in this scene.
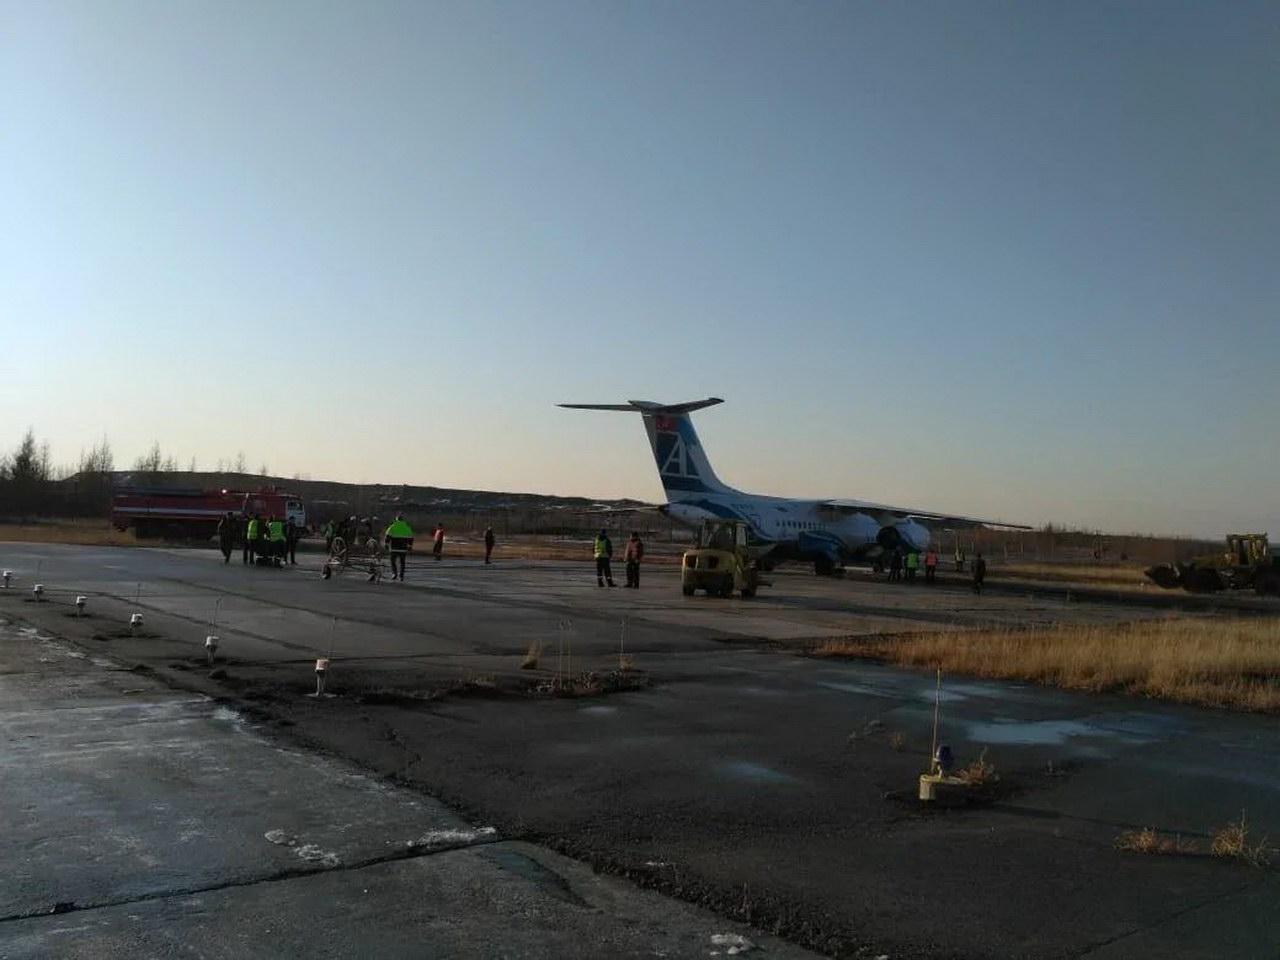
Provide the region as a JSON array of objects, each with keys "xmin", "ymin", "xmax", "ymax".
[{"xmin": 558, "ymin": 398, "xmax": 724, "ymax": 415}]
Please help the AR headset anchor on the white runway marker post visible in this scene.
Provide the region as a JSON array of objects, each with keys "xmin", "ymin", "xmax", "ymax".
[
  {"xmin": 75, "ymin": 596, "xmax": 86, "ymax": 616},
  {"xmin": 2, "ymin": 570, "xmax": 11, "ymax": 588},
  {"xmin": 308, "ymin": 617, "xmax": 339, "ymax": 699},
  {"xmin": 206, "ymin": 598, "xmax": 223, "ymax": 664},
  {"xmin": 130, "ymin": 613, "xmax": 144, "ymax": 636},
  {"xmin": 312, "ymin": 658, "xmax": 332, "ymax": 698}
]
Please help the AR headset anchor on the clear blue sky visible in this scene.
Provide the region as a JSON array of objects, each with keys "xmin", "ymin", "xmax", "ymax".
[{"xmin": 2, "ymin": 0, "xmax": 1275, "ymax": 537}]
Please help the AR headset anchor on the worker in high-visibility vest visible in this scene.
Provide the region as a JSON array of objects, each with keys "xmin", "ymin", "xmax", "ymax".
[
  {"xmin": 594, "ymin": 529, "xmax": 615, "ymax": 587},
  {"xmin": 267, "ymin": 516, "xmax": 287, "ymax": 565},
  {"xmin": 384, "ymin": 515, "xmax": 414, "ymax": 581},
  {"xmin": 904, "ymin": 550, "xmax": 920, "ymax": 583},
  {"xmin": 245, "ymin": 514, "xmax": 262, "ymax": 565}
]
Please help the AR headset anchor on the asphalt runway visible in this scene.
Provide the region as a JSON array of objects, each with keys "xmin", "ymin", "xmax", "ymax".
[
  {"xmin": 3, "ymin": 542, "xmax": 1278, "ymax": 959},
  {"xmin": 0, "ymin": 620, "xmax": 809, "ymax": 959}
]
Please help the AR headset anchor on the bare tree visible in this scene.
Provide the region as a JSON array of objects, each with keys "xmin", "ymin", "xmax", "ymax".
[
  {"xmin": 134, "ymin": 442, "xmax": 163, "ymax": 473},
  {"xmin": 74, "ymin": 436, "xmax": 116, "ymax": 514},
  {"xmin": 234, "ymin": 451, "xmax": 246, "ymax": 473},
  {"xmin": 258, "ymin": 462, "xmax": 269, "ymax": 477}
]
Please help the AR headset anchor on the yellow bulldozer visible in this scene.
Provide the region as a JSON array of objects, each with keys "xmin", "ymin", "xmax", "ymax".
[
  {"xmin": 1146, "ymin": 533, "xmax": 1280, "ymax": 595},
  {"xmin": 681, "ymin": 519, "xmax": 761, "ymax": 598}
]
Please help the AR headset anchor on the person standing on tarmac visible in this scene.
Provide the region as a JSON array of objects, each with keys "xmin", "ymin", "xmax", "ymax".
[
  {"xmin": 594, "ymin": 529, "xmax": 616, "ymax": 587},
  {"xmin": 267, "ymin": 515, "xmax": 287, "ymax": 566},
  {"xmin": 887, "ymin": 548, "xmax": 902, "ymax": 582},
  {"xmin": 483, "ymin": 526, "xmax": 495, "ymax": 564},
  {"xmin": 924, "ymin": 547, "xmax": 939, "ymax": 583},
  {"xmin": 432, "ymin": 524, "xmax": 444, "ymax": 561},
  {"xmin": 217, "ymin": 511, "xmax": 236, "ymax": 564},
  {"xmin": 285, "ymin": 518, "xmax": 300, "ymax": 565},
  {"xmin": 384, "ymin": 514, "xmax": 414, "ymax": 581},
  {"xmin": 972, "ymin": 553, "xmax": 987, "ymax": 594},
  {"xmin": 245, "ymin": 513, "xmax": 261, "ymax": 565},
  {"xmin": 904, "ymin": 549, "xmax": 919, "ymax": 582},
  {"xmin": 624, "ymin": 531, "xmax": 645, "ymax": 588}
]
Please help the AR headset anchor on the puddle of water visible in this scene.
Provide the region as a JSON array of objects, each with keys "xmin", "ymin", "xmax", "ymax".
[
  {"xmin": 918, "ymin": 688, "xmax": 970, "ymax": 703},
  {"xmin": 817, "ymin": 680, "xmax": 894, "ymax": 699},
  {"xmin": 579, "ymin": 704, "xmax": 616, "ymax": 716},
  {"xmin": 966, "ymin": 719, "xmax": 1098, "ymax": 745},
  {"xmin": 717, "ymin": 760, "xmax": 802, "ymax": 785}
]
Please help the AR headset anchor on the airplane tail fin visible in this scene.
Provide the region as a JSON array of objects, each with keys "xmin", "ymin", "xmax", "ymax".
[{"xmin": 559, "ymin": 398, "xmax": 735, "ymax": 498}]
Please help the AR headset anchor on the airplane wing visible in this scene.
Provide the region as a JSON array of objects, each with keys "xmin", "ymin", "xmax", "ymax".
[
  {"xmin": 818, "ymin": 499, "xmax": 1031, "ymax": 530},
  {"xmin": 572, "ymin": 503, "xmax": 665, "ymax": 516}
]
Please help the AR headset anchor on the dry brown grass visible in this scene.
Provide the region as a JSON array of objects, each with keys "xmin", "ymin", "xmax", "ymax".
[
  {"xmin": 811, "ymin": 617, "xmax": 1280, "ymax": 712},
  {"xmin": 955, "ymin": 749, "xmax": 999, "ymax": 788},
  {"xmin": 1211, "ymin": 813, "xmax": 1274, "ymax": 866},
  {"xmin": 520, "ymin": 642, "xmax": 542, "ymax": 670},
  {"xmin": 1114, "ymin": 827, "xmax": 1194, "ymax": 856},
  {"xmin": 887, "ymin": 731, "xmax": 906, "ymax": 751},
  {"xmin": 996, "ymin": 561, "xmax": 1151, "ymax": 589},
  {"xmin": 0, "ymin": 520, "xmax": 139, "ymax": 547}
]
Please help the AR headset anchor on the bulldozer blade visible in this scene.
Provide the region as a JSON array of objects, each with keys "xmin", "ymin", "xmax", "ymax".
[{"xmin": 1145, "ymin": 564, "xmax": 1183, "ymax": 589}]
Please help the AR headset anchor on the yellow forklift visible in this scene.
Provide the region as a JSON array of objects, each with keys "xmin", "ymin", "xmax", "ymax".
[{"xmin": 681, "ymin": 519, "xmax": 761, "ymax": 598}]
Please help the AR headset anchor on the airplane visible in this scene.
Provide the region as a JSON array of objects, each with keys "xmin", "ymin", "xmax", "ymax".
[{"xmin": 559, "ymin": 397, "xmax": 1028, "ymax": 575}]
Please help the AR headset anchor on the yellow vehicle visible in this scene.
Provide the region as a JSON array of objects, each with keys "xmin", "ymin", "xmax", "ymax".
[
  {"xmin": 1146, "ymin": 533, "xmax": 1280, "ymax": 595},
  {"xmin": 681, "ymin": 519, "xmax": 761, "ymax": 598}
]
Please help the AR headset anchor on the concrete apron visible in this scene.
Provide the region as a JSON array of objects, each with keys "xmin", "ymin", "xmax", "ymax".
[{"xmin": 0, "ymin": 620, "xmax": 813, "ymax": 959}]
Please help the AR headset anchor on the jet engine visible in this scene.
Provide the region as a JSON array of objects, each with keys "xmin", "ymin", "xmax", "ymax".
[{"xmin": 876, "ymin": 519, "xmax": 931, "ymax": 553}]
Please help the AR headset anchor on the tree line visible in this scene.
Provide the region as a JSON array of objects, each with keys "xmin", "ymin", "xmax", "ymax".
[{"xmin": 0, "ymin": 429, "xmax": 264, "ymax": 520}]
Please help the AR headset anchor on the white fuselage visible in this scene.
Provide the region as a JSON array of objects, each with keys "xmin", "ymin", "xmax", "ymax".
[{"xmin": 662, "ymin": 491, "xmax": 931, "ymax": 563}]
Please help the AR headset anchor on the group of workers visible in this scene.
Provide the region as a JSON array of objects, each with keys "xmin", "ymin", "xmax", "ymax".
[
  {"xmin": 215, "ymin": 511, "xmax": 300, "ymax": 567},
  {"xmin": 216, "ymin": 515, "xmax": 995, "ymax": 594},
  {"xmin": 593, "ymin": 529, "xmax": 645, "ymax": 588},
  {"xmin": 884, "ymin": 546, "xmax": 987, "ymax": 592},
  {"xmin": 330, "ymin": 516, "xmax": 496, "ymax": 582}
]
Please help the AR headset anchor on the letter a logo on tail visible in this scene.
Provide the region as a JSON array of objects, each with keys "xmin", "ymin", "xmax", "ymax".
[{"xmin": 658, "ymin": 432, "xmax": 695, "ymax": 480}]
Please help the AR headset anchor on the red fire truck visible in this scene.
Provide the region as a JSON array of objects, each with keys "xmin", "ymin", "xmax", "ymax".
[{"xmin": 111, "ymin": 488, "xmax": 307, "ymax": 539}]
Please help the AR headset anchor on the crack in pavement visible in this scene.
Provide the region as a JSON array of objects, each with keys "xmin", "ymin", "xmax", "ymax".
[
  {"xmin": 1071, "ymin": 872, "xmax": 1276, "ymax": 957},
  {"xmin": 0, "ymin": 830, "xmax": 507, "ymax": 928}
]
